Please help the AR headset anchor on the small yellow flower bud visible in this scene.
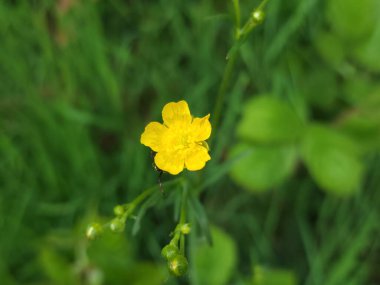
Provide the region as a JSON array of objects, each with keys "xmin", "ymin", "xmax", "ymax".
[
  {"xmin": 180, "ymin": 223, "xmax": 191, "ymax": 235},
  {"xmin": 86, "ymin": 223, "xmax": 103, "ymax": 240},
  {"xmin": 113, "ymin": 205, "xmax": 125, "ymax": 216},
  {"xmin": 161, "ymin": 244, "xmax": 179, "ymax": 260},
  {"xmin": 109, "ymin": 218, "xmax": 125, "ymax": 233},
  {"xmin": 252, "ymin": 10, "xmax": 265, "ymax": 24},
  {"xmin": 168, "ymin": 255, "xmax": 188, "ymax": 277}
]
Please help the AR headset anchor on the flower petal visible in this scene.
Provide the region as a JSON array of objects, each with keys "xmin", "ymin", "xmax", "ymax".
[
  {"xmin": 191, "ymin": 114, "xmax": 211, "ymax": 141},
  {"xmin": 185, "ymin": 145, "xmax": 211, "ymax": 171},
  {"xmin": 140, "ymin": 122, "xmax": 168, "ymax": 152},
  {"xmin": 155, "ymin": 150, "xmax": 185, "ymax": 175},
  {"xmin": 162, "ymin": 101, "xmax": 192, "ymax": 127}
]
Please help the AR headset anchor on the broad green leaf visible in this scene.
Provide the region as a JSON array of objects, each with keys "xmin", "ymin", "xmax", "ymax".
[
  {"xmin": 326, "ymin": 0, "xmax": 379, "ymax": 42},
  {"xmin": 299, "ymin": 69, "xmax": 339, "ymax": 111},
  {"xmin": 229, "ymin": 143, "xmax": 297, "ymax": 192},
  {"xmin": 39, "ymin": 248, "xmax": 77, "ymax": 285},
  {"xmin": 237, "ymin": 96, "xmax": 303, "ymax": 144},
  {"xmin": 252, "ymin": 266, "xmax": 298, "ymax": 285},
  {"xmin": 301, "ymin": 125, "xmax": 364, "ymax": 195},
  {"xmin": 193, "ymin": 226, "xmax": 237, "ymax": 285},
  {"xmin": 125, "ymin": 263, "xmax": 165, "ymax": 285},
  {"xmin": 342, "ymin": 75, "xmax": 374, "ymax": 105},
  {"xmin": 338, "ymin": 90, "xmax": 380, "ymax": 151},
  {"xmin": 353, "ymin": 21, "xmax": 380, "ymax": 72},
  {"xmin": 87, "ymin": 232, "xmax": 132, "ymax": 284},
  {"xmin": 314, "ymin": 30, "xmax": 346, "ymax": 69}
]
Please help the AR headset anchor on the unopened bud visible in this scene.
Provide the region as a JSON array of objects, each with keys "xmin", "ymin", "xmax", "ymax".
[
  {"xmin": 113, "ymin": 205, "xmax": 125, "ymax": 216},
  {"xmin": 168, "ymin": 255, "xmax": 188, "ymax": 277},
  {"xmin": 180, "ymin": 224, "xmax": 191, "ymax": 235},
  {"xmin": 252, "ymin": 10, "xmax": 265, "ymax": 24},
  {"xmin": 86, "ymin": 223, "xmax": 103, "ymax": 240},
  {"xmin": 161, "ymin": 244, "xmax": 179, "ymax": 260},
  {"xmin": 109, "ymin": 218, "xmax": 125, "ymax": 233}
]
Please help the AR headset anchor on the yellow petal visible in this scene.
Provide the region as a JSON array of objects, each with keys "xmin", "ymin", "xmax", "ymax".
[
  {"xmin": 140, "ymin": 122, "xmax": 168, "ymax": 152},
  {"xmin": 155, "ymin": 150, "xmax": 185, "ymax": 175},
  {"xmin": 191, "ymin": 114, "xmax": 211, "ymax": 141},
  {"xmin": 162, "ymin": 101, "xmax": 192, "ymax": 127},
  {"xmin": 185, "ymin": 145, "xmax": 211, "ymax": 171}
]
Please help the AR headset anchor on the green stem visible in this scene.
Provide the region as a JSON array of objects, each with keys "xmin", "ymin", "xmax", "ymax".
[
  {"xmin": 211, "ymin": 0, "xmax": 269, "ymax": 142},
  {"xmin": 211, "ymin": 49, "xmax": 238, "ymax": 142},
  {"xmin": 128, "ymin": 178, "xmax": 183, "ymax": 210},
  {"xmin": 179, "ymin": 186, "xmax": 188, "ymax": 254},
  {"xmin": 257, "ymin": 0, "xmax": 270, "ymax": 11},
  {"xmin": 232, "ymin": 0, "xmax": 241, "ymax": 32}
]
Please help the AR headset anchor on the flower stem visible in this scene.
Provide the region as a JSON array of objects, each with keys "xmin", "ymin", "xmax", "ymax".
[
  {"xmin": 211, "ymin": 0, "xmax": 270, "ymax": 140},
  {"xmin": 179, "ymin": 185, "xmax": 188, "ymax": 254},
  {"xmin": 211, "ymin": 49, "xmax": 239, "ymax": 140},
  {"xmin": 128, "ymin": 178, "xmax": 183, "ymax": 210}
]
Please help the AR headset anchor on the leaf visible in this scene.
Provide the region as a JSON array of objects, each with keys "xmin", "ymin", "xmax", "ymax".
[
  {"xmin": 236, "ymin": 96, "xmax": 304, "ymax": 144},
  {"xmin": 193, "ymin": 226, "xmax": 237, "ymax": 285},
  {"xmin": 352, "ymin": 20, "xmax": 380, "ymax": 72},
  {"xmin": 39, "ymin": 248, "xmax": 77, "ymax": 285},
  {"xmin": 189, "ymin": 195, "xmax": 212, "ymax": 244},
  {"xmin": 229, "ymin": 143, "xmax": 297, "ymax": 192},
  {"xmin": 301, "ymin": 124, "xmax": 364, "ymax": 195},
  {"xmin": 298, "ymin": 68, "xmax": 339, "ymax": 111},
  {"xmin": 252, "ymin": 266, "xmax": 298, "ymax": 285},
  {"xmin": 313, "ymin": 30, "xmax": 346, "ymax": 69},
  {"xmin": 125, "ymin": 263, "xmax": 165, "ymax": 285},
  {"xmin": 325, "ymin": 0, "xmax": 379, "ymax": 42},
  {"xmin": 337, "ymin": 112, "xmax": 380, "ymax": 152}
]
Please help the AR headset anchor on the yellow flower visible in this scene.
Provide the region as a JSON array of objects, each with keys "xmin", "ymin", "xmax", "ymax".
[{"xmin": 141, "ymin": 100, "xmax": 211, "ymax": 175}]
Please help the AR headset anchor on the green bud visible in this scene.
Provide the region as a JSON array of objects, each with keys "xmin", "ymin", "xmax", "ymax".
[
  {"xmin": 86, "ymin": 223, "xmax": 103, "ymax": 240},
  {"xmin": 180, "ymin": 223, "xmax": 191, "ymax": 235},
  {"xmin": 113, "ymin": 205, "xmax": 125, "ymax": 216},
  {"xmin": 168, "ymin": 255, "xmax": 188, "ymax": 277},
  {"xmin": 252, "ymin": 10, "xmax": 265, "ymax": 24},
  {"xmin": 161, "ymin": 244, "xmax": 179, "ymax": 260},
  {"xmin": 109, "ymin": 218, "xmax": 125, "ymax": 233}
]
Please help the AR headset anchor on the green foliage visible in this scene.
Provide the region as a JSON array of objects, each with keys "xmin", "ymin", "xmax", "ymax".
[
  {"xmin": 230, "ymin": 143, "xmax": 297, "ymax": 192},
  {"xmin": 301, "ymin": 125, "xmax": 364, "ymax": 195},
  {"xmin": 193, "ymin": 226, "xmax": 237, "ymax": 285},
  {"xmin": 0, "ymin": 0, "xmax": 379, "ymax": 284},
  {"xmin": 236, "ymin": 96, "xmax": 304, "ymax": 144},
  {"xmin": 326, "ymin": 0, "xmax": 379, "ymax": 42},
  {"xmin": 252, "ymin": 266, "xmax": 298, "ymax": 285}
]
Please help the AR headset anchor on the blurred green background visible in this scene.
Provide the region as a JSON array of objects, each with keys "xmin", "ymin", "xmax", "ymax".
[{"xmin": 1, "ymin": 0, "xmax": 380, "ymax": 284}]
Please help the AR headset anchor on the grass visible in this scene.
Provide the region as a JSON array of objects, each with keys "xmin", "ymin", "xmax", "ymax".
[{"xmin": 0, "ymin": 0, "xmax": 379, "ymax": 284}]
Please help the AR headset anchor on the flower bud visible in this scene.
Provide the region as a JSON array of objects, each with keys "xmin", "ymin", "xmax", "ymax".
[
  {"xmin": 180, "ymin": 223, "xmax": 191, "ymax": 235},
  {"xmin": 109, "ymin": 218, "xmax": 125, "ymax": 233},
  {"xmin": 252, "ymin": 10, "xmax": 265, "ymax": 24},
  {"xmin": 161, "ymin": 244, "xmax": 179, "ymax": 260},
  {"xmin": 168, "ymin": 255, "xmax": 188, "ymax": 277},
  {"xmin": 86, "ymin": 223, "xmax": 103, "ymax": 240},
  {"xmin": 113, "ymin": 205, "xmax": 125, "ymax": 216}
]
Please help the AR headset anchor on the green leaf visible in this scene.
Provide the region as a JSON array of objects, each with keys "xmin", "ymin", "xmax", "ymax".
[
  {"xmin": 352, "ymin": 20, "xmax": 380, "ymax": 72},
  {"xmin": 39, "ymin": 248, "xmax": 77, "ymax": 285},
  {"xmin": 298, "ymin": 68, "xmax": 339, "ymax": 111},
  {"xmin": 339, "ymin": 115, "xmax": 380, "ymax": 152},
  {"xmin": 237, "ymin": 96, "xmax": 303, "ymax": 144},
  {"xmin": 326, "ymin": 0, "xmax": 379, "ymax": 42},
  {"xmin": 193, "ymin": 226, "xmax": 237, "ymax": 285},
  {"xmin": 314, "ymin": 30, "xmax": 346, "ymax": 69},
  {"xmin": 301, "ymin": 125, "xmax": 364, "ymax": 195},
  {"xmin": 125, "ymin": 263, "xmax": 165, "ymax": 285},
  {"xmin": 229, "ymin": 143, "xmax": 297, "ymax": 192},
  {"xmin": 252, "ymin": 266, "xmax": 298, "ymax": 285}
]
